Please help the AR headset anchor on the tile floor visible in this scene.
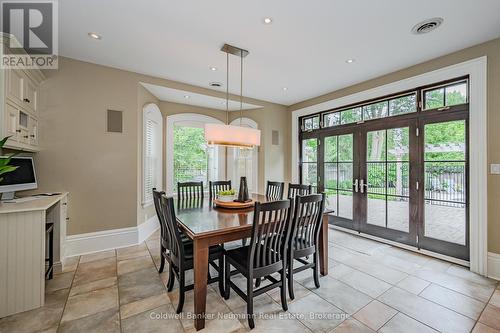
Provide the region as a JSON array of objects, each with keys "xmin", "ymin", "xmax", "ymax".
[{"xmin": 1, "ymin": 228, "xmax": 499, "ymax": 333}]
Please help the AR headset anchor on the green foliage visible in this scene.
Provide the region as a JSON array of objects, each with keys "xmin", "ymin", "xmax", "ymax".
[
  {"xmin": 173, "ymin": 126, "xmax": 208, "ymax": 185},
  {"xmin": 0, "ymin": 137, "xmax": 18, "ymax": 182},
  {"xmin": 218, "ymin": 189, "xmax": 236, "ymax": 196}
]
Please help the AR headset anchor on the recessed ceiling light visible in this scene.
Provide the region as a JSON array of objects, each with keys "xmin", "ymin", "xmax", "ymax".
[
  {"xmin": 210, "ymin": 66, "xmax": 217, "ymax": 71},
  {"xmin": 346, "ymin": 59, "xmax": 355, "ymax": 64},
  {"xmin": 88, "ymin": 32, "xmax": 102, "ymax": 40},
  {"xmin": 184, "ymin": 95, "xmax": 190, "ymax": 99},
  {"xmin": 282, "ymin": 87, "xmax": 288, "ymax": 91},
  {"xmin": 263, "ymin": 17, "xmax": 273, "ymax": 24}
]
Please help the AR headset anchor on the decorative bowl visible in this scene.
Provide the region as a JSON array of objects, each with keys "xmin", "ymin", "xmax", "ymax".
[{"xmin": 217, "ymin": 195, "xmax": 235, "ymax": 202}]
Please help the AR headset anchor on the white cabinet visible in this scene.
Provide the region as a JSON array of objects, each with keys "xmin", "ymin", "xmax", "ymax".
[
  {"xmin": 22, "ymin": 74, "xmax": 38, "ymax": 114},
  {"xmin": 1, "ymin": 68, "xmax": 44, "ymax": 152},
  {"xmin": 5, "ymin": 102, "xmax": 19, "ymax": 141},
  {"xmin": 6, "ymin": 69, "xmax": 23, "ymax": 105}
]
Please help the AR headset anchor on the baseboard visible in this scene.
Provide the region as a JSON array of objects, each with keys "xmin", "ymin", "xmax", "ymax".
[
  {"xmin": 138, "ymin": 215, "xmax": 159, "ymax": 244},
  {"xmin": 487, "ymin": 252, "xmax": 500, "ymax": 281},
  {"xmin": 65, "ymin": 216, "xmax": 160, "ymax": 257}
]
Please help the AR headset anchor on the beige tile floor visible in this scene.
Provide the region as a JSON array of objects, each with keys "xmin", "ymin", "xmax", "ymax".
[{"xmin": 1, "ymin": 228, "xmax": 499, "ymax": 333}]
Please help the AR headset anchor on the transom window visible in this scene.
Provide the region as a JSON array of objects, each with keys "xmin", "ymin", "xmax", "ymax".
[{"xmin": 301, "ymin": 78, "xmax": 468, "ymax": 133}]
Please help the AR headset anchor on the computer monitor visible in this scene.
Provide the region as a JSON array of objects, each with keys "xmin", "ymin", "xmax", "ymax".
[{"xmin": 0, "ymin": 156, "xmax": 38, "ymax": 201}]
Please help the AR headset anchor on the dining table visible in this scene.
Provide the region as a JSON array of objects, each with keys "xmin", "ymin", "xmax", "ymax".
[{"xmin": 175, "ymin": 193, "xmax": 330, "ymax": 331}]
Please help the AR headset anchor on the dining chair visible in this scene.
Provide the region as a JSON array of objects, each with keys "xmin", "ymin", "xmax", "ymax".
[
  {"xmin": 265, "ymin": 181, "xmax": 284, "ymax": 201},
  {"xmin": 287, "ymin": 193, "xmax": 325, "ymax": 300},
  {"xmin": 177, "ymin": 181, "xmax": 204, "ymax": 209},
  {"xmin": 224, "ymin": 199, "xmax": 293, "ymax": 329},
  {"xmin": 209, "ymin": 180, "xmax": 232, "ymax": 200},
  {"xmin": 287, "ymin": 183, "xmax": 312, "ymax": 199},
  {"xmin": 153, "ymin": 189, "xmax": 190, "ymax": 272},
  {"xmin": 158, "ymin": 194, "xmax": 225, "ymax": 313}
]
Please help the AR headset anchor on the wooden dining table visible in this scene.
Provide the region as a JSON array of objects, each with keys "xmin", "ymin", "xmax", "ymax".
[{"xmin": 175, "ymin": 193, "xmax": 330, "ymax": 331}]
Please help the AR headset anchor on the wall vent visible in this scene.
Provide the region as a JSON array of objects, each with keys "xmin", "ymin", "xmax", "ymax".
[
  {"xmin": 107, "ymin": 110, "xmax": 123, "ymax": 133},
  {"xmin": 272, "ymin": 130, "xmax": 279, "ymax": 145},
  {"xmin": 411, "ymin": 18, "xmax": 444, "ymax": 35}
]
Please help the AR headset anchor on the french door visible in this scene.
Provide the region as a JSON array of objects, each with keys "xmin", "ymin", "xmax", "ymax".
[{"xmin": 301, "ymin": 115, "xmax": 469, "ymax": 260}]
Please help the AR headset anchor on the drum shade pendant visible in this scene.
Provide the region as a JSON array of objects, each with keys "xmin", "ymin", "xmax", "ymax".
[{"xmin": 204, "ymin": 44, "xmax": 261, "ymax": 149}]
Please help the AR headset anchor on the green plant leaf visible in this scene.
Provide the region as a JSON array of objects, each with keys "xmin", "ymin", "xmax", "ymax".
[
  {"xmin": 0, "ymin": 136, "xmax": 12, "ymax": 148},
  {"xmin": 0, "ymin": 165, "xmax": 18, "ymax": 176}
]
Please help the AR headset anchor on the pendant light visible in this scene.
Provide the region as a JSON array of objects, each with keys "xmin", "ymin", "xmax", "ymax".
[{"xmin": 204, "ymin": 44, "xmax": 261, "ymax": 148}]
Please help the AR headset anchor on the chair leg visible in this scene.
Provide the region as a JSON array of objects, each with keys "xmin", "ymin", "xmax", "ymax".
[
  {"xmin": 218, "ymin": 256, "xmax": 225, "ymax": 297},
  {"xmin": 167, "ymin": 265, "xmax": 175, "ymax": 292},
  {"xmin": 255, "ymin": 278, "xmax": 261, "ymax": 288},
  {"xmin": 288, "ymin": 254, "xmax": 295, "ymax": 300},
  {"xmin": 176, "ymin": 270, "xmax": 185, "ymax": 314},
  {"xmin": 224, "ymin": 259, "xmax": 230, "ymax": 300},
  {"xmin": 247, "ymin": 277, "xmax": 255, "ymax": 329},
  {"xmin": 158, "ymin": 248, "xmax": 166, "ymax": 273},
  {"xmin": 313, "ymin": 252, "xmax": 320, "ymax": 288},
  {"xmin": 280, "ymin": 268, "xmax": 288, "ymax": 311}
]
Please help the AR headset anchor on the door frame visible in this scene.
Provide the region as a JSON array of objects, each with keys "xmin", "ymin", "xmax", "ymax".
[{"xmin": 292, "ymin": 57, "xmax": 487, "ymax": 275}]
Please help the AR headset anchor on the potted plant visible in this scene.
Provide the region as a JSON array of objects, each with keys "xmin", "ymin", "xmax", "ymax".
[
  {"xmin": 217, "ymin": 189, "xmax": 236, "ymax": 202},
  {"xmin": 0, "ymin": 137, "xmax": 18, "ymax": 182}
]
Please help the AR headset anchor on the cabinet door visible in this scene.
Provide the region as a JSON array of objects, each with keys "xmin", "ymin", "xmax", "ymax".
[
  {"xmin": 29, "ymin": 117, "xmax": 38, "ymax": 145},
  {"xmin": 5, "ymin": 103, "xmax": 19, "ymax": 142},
  {"xmin": 6, "ymin": 70, "xmax": 23, "ymax": 105},
  {"xmin": 22, "ymin": 75, "xmax": 37, "ymax": 114}
]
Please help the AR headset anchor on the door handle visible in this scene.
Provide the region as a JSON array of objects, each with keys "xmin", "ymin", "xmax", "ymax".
[
  {"xmin": 353, "ymin": 179, "xmax": 359, "ymax": 192},
  {"xmin": 360, "ymin": 179, "xmax": 368, "ymax": 193}
]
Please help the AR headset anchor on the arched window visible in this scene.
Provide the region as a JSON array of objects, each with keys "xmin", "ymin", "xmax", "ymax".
[
  {"xmin": 166, "ymin": 113, "xmax": 225, "ymax": 195},
  {"xmin": 142, "ymin": 103, "xmax": 163, "ymax": 206},
  {"xmin": 227, "ymin": 117, "xmax": 259, "ymax": 193}
]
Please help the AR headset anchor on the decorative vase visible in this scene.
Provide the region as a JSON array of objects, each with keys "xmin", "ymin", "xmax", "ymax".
[{"xmin": 237, "ymin": 176, "xmax": 250, "ymax": 202}]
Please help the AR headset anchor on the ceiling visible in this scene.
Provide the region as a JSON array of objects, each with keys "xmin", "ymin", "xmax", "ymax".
[
  {"xmin": 141, "ymin": 83, "xmax": 262, "ymax": 111},
  {"xmin": 59, "ymin": 0, "xmax": 500, "ymax": 106}
]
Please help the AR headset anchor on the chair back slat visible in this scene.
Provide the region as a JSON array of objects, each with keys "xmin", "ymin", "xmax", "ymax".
[
  {"xmin": 153, "ymin": 189, "xmax": 167, "ymax": 245},
  {"xmin": 159, "ymin": 195, "xmax": 185, "ymax": 266},
  {"xmin": 287, "ymin": 183, "xmax": 312, "ymax": 199},
  {"xmin": 177, "ymin": 181, "xmax": 204, "ymax": 208},
  {"xmin": 248, "ymin": 199, "xmax": 292, "ymax": 270},
  {"xmin": 209, "ymin": 180, "xmax": 232, "ymax": 200},
  {"xmin": 291, "ymin": 194, "xmax": 325, "ymax": 251},
  {"xmin": 265, "ymin": 181, "xmax": 285, "ymax": 201}
]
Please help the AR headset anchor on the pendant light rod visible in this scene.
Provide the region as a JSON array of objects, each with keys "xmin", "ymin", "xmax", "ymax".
[
  {"xmin": 240, "ymin": 49, "xmax": 243, "ymax": 126},
  {"xmin": 226, "ymin": 50, "xmax": 229, "ymax": 124}
]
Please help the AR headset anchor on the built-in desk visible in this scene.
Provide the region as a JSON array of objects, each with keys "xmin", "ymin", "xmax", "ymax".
[{"xmin": 0, "ymin": 193, "xmax": 68, "ymax": 318}]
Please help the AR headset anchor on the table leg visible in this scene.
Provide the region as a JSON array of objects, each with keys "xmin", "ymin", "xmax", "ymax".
[
  {"xmin": 193, "ymin": 238, "xmax": 209, "ymax": 331},
  {"xmin": 319, "ymin": 214, "xmax": 329, "ymax": 276}
]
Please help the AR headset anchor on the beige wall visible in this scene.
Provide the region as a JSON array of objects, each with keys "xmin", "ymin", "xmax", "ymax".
[
  {"xmin": 288, "ymin": 37, "xmax": 500, "ymax": 254},
  {"xmin": 37, "ymin": 57, "xmax": 288, "ymax": 235}
]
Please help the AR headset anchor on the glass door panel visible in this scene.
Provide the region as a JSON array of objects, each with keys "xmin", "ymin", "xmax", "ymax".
[
  {"xmin": 323, "ymin": 133, "xmax": 356, "ymax": 227},
  {"xmin": 301, "ymin": 138, "xmax": 318, "ymax": 192},
  {"xmin": 419, "ymin": 119, "xmax": 468, "ymax": 260},
  {"xmin": 360, "ymin": 123, "xmax": 415, "ymax": 245}
]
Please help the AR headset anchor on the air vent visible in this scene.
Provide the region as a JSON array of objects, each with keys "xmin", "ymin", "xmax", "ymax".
[
  {"xmin": 411, "ymin": 17, "xmax": 443, "ymax": 35},
  {"xmin": 209, "ymin": 82, "xmax": 223, "ymax": 88}
]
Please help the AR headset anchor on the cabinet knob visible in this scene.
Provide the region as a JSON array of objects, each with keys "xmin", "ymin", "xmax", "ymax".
[
  {"xmin": 65, "ymin": 217, "xmax": 70, "ymax": 221},
  {"xmin": 30, "ymin": 135, "xmax": 36, "ymax": 138},
  {"xmin": 23, "ymin": 98, "xmax": 30, "ymax": 103},
  {"xmin": 62, "ymin": 202, "xmax": 67, "ymax": 206},
  {"xmin": 16, "ymin": 129, "xmax": 21, "ymax": 133},
  {"xmin": 23, "ymin": 135, "xmax": 29, "ymax": 139}
]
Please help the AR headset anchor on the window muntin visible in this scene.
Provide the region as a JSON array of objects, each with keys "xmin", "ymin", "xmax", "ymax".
[
  {"xmin": 318, "ymin": 93, "xmax": 417, "ymax": 131},
  {"xmin": 303, "ymin": 115, "xmax": 320, "ymax": 131},
  {"xmin": 423, "ymin": 80, "xmax": 468, "ymax": 110}
]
